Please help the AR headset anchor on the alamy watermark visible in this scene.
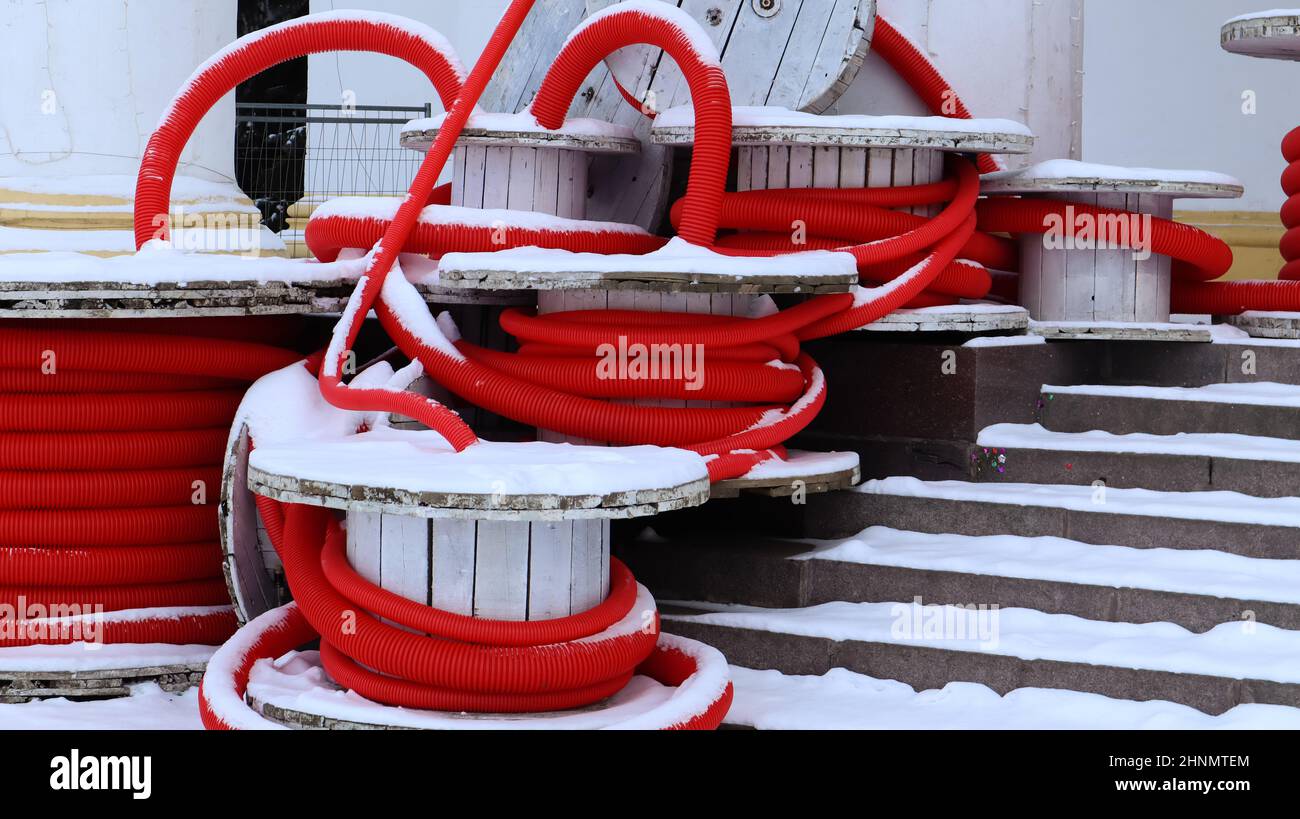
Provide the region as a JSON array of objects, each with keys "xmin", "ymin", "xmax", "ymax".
[
  {"xmin": 595, "ymin": 335, "xmax": 705, "ymax": 391},
  {"xmin": 1042, "ymin": 205, "xmax": 1153, "ymax": 261},
  {"xmin": 890, "ymin": 596, "xmax": 1001, "ymax": 650}
]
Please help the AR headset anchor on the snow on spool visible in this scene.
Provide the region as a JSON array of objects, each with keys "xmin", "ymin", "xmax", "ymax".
[
  {"xmin": 218, "ymin": 427, "xmax": 728, "ymax": 730},
  {"xmin": 650, "ymin": 105, "xmax": 1035, "ymax": 338},
  {"xmin": 982, "ymin": 160, "xmax": 1243, "ymax": 334},
  {"xmin": 652, "ymin": 105, "xmax": 1033, "ymax": 210},
  {"xmin": 246, "ymin": 433, "xmax": 709, "ymax": 622}
]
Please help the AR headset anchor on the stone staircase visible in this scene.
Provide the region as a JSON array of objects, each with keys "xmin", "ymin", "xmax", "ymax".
[{"xmin": 618, "ymin": 351, "xmax": 1300, "ymax": 725}]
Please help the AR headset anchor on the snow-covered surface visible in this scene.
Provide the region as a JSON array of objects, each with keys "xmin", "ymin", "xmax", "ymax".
[
  {"xmin": 1210, "ymin": 323, "xmax": 1300, "ymax": 348},
  {"xmin": 0, "ymin": 684, "xmax": 202, "ymax": 730},
  {"xmin": 666, "ymin": 599, "xmax": 1300, "ymax": 682},
  {"xmin": 1225, "ymin": 9, "xmax": 1300, "ymax": 25},
  {"xmin": 963, "ymin": 334, "xmax": 1046, "ymax": 348},
  {"xmin": 654, "ymin": 105, "xmax": 1033, "ymax": 137},
  {"xmin": 794, "ymin": 526, "xmax": 1300, "ymax": 605},
  {"xmin": 402, "ymin": 110, "xmax": 636, "ymax": 141},
  {"xmin": 310, "ymin": 199, "xmax": 653, "ymax": 236},
  {"xmin": 726, "ymin": 666, "xmax": 1300, "ymax": 730},
  {"xmin": 0, "ymin": 226, "xmax": 284, "ymax": 256},
  {"xmin": 737, "ymin": 449, "xmax": 858, "ymax": 480},
  {"xmin": 249, "ymin": 426, "xmax": 709, "ymax": 497},
  {"xmin": 0, "ymin": 174, "xmax": 259, "ymax": 209},
  {"xmin": 979, "ymin": 422, "xmax": 1300, "ymax": 463},
  {"xmin": 438, "ymin": 237, "xmax": 858, "ymax": 281},
  {"xmin": 0, "ymin": 642, "xmax": 217, "ymax": 672},
  {"xmin": 242, "ymin": 590, "xmax": 729, "ymax": 730},
  {"xmin": 248, "ymin": 650, "xmax": 675, "ymax": 729},
  {"xmin": 985, "ymin": 159, "xmax": 1242, "ymax": 192},
  {"xmin": 1029, "ymin": 319, "xmax": 1211, "ymax": 333},
  {"xmin": 859, "ymin": 476, "xmax": 1300, "ymax": 527},
  {"xmin": 1042, "ymin": 380, "xmax": 1300, "ymax": 407},
  {"xmin": 0, "ymin": 243, "xmax": 364, "ymax": 285}
]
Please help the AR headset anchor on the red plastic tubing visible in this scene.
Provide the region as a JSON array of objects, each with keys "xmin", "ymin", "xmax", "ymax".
[{"xmin": 0, "ymin": 320, "xmax": 299, "ymax": 647}]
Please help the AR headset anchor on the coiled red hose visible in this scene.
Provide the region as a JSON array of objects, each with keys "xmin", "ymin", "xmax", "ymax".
[
  {"xmin": 0, "ymin": 320, "xmax": 299, "ymax": 647},
  {"xmin": 1281, "ymin": 127, "xmax": 1300, "ymax": 281}
]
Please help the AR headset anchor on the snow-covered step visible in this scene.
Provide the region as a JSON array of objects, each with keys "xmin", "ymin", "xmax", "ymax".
[
  {"xmin": 804, "ymin": 477, "xmax": 1300, "ymax": 558},
  {"xmin": 1039, "ymin": 382, "xmax": 1300, "ymax": 439},
  {"xmin": 662, "ymin": 599, "xmax": 1300, "ymax": 714},
  {"xmin": 974, "ymin": 422, "xmax": 1300, "ymax": 496},
  {"xmin": 619, "ymin": 526, "xmax": 1300, "ymax": 632},
  {"xmin": 726, "ymin": 666, "xmax": 1300, "ymax": 730}
]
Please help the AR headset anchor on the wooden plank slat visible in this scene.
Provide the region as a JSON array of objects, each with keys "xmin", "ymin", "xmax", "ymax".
[
  {"xmin": 527, "ymin": 521, "xmax": 574, "ymax": 619},
  {"xmin": 473, "ymin": 520, "xmax": 530, "ymax": 620}
]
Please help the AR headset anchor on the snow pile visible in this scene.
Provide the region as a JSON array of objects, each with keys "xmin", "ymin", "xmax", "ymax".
[
  {"xmin": 310, "ymin": 198, "xmax": 654, "ymax": 236},
  {"xmin": 248, "ymin": 429, "xmax": 709, "ymax": 498},
  {"xmin": 655, "ymin": 105, "xmax": 1033, "ymax": 137},
  {"xmin": 0, "ymin": 683, "xmax": 203, "ymax": 731},
  {"xmin": 859, "ymin": 476, "xmax": 1300, "ymax": 527},
  {"xmin": 727, "ymin": 666, "xmax": 1300, "ymax": 730},
  {"xmin": 978, "ymin": 421, "xmax": 1300, "ymax": 463},
  {"xmin": 985, "ymin": 159, "xmax": 1242, "ymax": 189},
  {"xmin": 666, "ymin": 599, "xmax": 1300, "ymax": 682},
  {"xmin": 794, "ymin": 526, "xmax": 1300, "ymax": 605},
  {"xmin": 0, "ymin": 244, "xmax": 358, "ymax": 285},
  {"xmin": 1042, "ymin": 380, "xmax": 1300, "ymax": 407},
  {"xmin": 403, "ymin": 109, "xmax": 636, "ymax": 141},
  {"xmin": 438, "ymin": 236, "xmax": 858, "ymax": 281}
]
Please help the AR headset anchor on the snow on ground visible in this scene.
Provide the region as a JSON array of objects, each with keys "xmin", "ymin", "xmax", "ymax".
[
  {"xmin": 860, "ymin": 476, "xmax": 1300, "ymax": 527},
  {"xmin": 665, "ymin": 599, "xmax": 1300, "ymax": 682},
  {"xmin": 0, "ymin": 684, "xmax": 201, "ymax": 731},
  {"xmin": 794, "ymin": 526, "xmax": 1300, "ymax": 605},
  {"xmin": 1042, "ymin": 380, "xmax": 1300, "ymax": 406},
  {"xmin": 984, "ymin": 159, "xmax": 1241, "ymax": 189},
  {"xmin": 978, "ymin": 421, "xmax": 1300, "ymax": 463},
  {"xmin": 12, "ymin": 666, "xmax": 1298, "ymax": 731},
  {"xmin": 402, "ymin": 110, "xmax": 636, "ymax": 140},
  {"xmin": 726, "ymin": 666, "xmax": 1300, "ymax": 730},
  {"xmin": 437, "ymin": 236, "xmax": 858, "ymax": 281},
  {"xmin": 654, "ymin": 105, "xmax": 1032, "ymax": 137}
]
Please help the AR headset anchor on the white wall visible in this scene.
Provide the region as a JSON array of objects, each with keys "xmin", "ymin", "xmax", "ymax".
[
  {"xmin": 835, "ymin": 0, "xmax": 1084, "ymax": 168},
  {"xmin": 307, "ymin": 0, "xmax": 511, "ymax": 113},
  {"xmin": 1083, "ymin": 0, "xmax": 1296, "ymax": 212},
  {"xmin": 0, "ymin": 0, "xmax": 237, "ymax": 183}
]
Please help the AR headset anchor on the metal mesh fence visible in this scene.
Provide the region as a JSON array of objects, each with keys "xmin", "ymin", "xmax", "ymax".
[{"xmin": 235, "ymin": 102, "xmax": 431, "ymax": 253}]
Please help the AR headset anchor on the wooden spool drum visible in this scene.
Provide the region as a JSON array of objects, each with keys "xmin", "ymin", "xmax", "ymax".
[
  {"xmin": 240, "ymin": 435, "xmax": 710, "ymax": 730},
  {"xmin": 651, "ymin": 112, "xmax": 1036, "ymax": 337},
  {"xmin": 981, "ymin": 165, "xmax": 1243, "ymax": 329},
  {"xmin": 651, "ymin": 113, "xmax": 1034, "ymax": 200},
  {"xmin": 400, "ymin": 118, "xmax": 641, "ymax": 220}
]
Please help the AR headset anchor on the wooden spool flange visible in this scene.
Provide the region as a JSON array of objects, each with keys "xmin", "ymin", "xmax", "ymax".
[
  {"xmin": 982, "ymin": 161, "xmax": 1243, "ymax": 332},
  {"xmin": 0, "ymin": 644, "xmax": 216, "ymax": 703},
  {"xmin": 1221, "ymin": 12, "xmax": 1300, "ymax": 61}
]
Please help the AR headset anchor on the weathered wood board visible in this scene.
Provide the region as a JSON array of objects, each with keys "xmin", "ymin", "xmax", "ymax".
[
  {"xmin": 0, "ymin": 278, "xmax": 531, "ymax": 318},
  {"xmin": 247, "ymin": 463, "xmax": 710, "ymax": 521},
  {"xmin": 0, "ymin": 662, "xmax": 207, "ymax": 703},
  {"xmin": 347, "ymin": 512, "xmax": 609, "ymax": 620}
]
